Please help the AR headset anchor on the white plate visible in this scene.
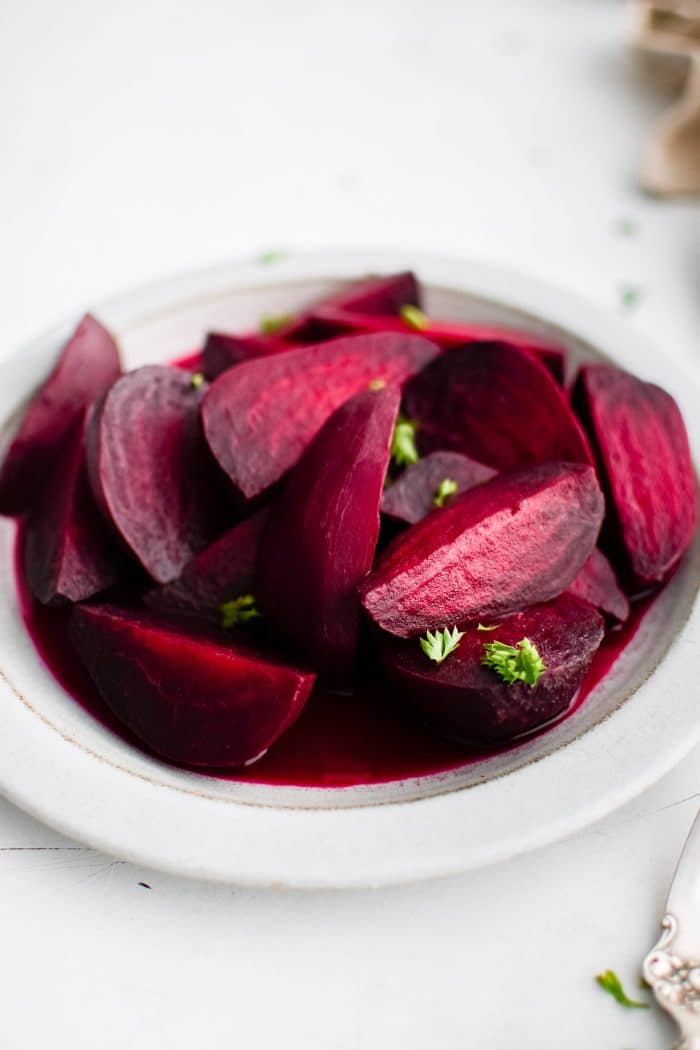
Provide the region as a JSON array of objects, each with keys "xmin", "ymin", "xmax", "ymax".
[{"xmin": 0, "ymin": 249, "xmax": 698, "ymax": 889}]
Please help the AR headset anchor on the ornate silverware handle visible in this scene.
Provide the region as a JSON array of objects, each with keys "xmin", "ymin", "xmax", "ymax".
[{"xmin": 644, "ymin": 915, "xmax": 700, "ymax": 1048}]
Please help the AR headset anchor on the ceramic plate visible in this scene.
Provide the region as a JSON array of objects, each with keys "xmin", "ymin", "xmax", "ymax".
[{"xmin": 1, "ymin": 249, "xmax": 698, "ymax": 888}]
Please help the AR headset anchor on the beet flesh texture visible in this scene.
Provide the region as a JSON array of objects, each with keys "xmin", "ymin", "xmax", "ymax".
[
  {"xmin": 145, "ymin": 507, "xmax": 268, "ymax": 621},
  {"xmin": 257, "ymin": 386, "xmax": 400, "ymax": 677},
  {"xmin": 0, "ymin": 314, "xmax": 121, "ymax": 516},
  {"xmin": 567, "ymin": 547, "xmax": 629, "ymax": 623},
  {"xmin": 403, "ymin": 342, "xmax": 591, "ymax": 471},
  {"xmin": 361, "ymin": 462, "xmax": 604, "ymax": 638},
  {"xmin": 574, "ymin": 364, "xmax": 696, "ymax": 586},
  {"xmin": 87, "ymin": 366, "xmax": 225, "ymax": 585},
  {"xmin": 70, "ymin": 604, "xmax": 315, "ymax": 767},
  {"xmin": 381, "ymin": 451, "xmax": 497, "ymax": 525},
  {"xmin": 202, "ymin": 331, "xmax": 438, "ymax": 500},
  {"xmin": 376, "ymin": 594, "xmax": 604, "ymax": 743}
]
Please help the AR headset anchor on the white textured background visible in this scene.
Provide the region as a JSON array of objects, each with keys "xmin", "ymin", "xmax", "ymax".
[{"xmin": 0, "ymin": 1, "xmax": 699, "ymax": 1047}]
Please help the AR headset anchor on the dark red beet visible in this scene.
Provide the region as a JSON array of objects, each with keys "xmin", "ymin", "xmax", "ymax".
[
  {"xmin": 202, "ymin": 331, "xmax": 438, "ymax": 500},
  {"xmin": 361, "ymin": 462, "xmax": 604, "ymax": 638},
  {"xmin": 567, "ymin": 548, "xmax": 629, "ymax": 623},
  {"xmin": 257, "ymin": 386, "xmax": 400, "ymax": 676},
  {"xmin": 376, "ymin": 594, "xmax": 604, "ymax": 743},
  {"xmin": 0, "ymin": 315, "xmax": 121, "ymax": 516},
  {"xmin": 381, "ymin": 451, "xmax": 497, "ymax": 525},
  {"xmin": 70, "ymin": 604, "xmax": 315, "ymax": 767},
  {"xmin": 403, "ymin": 342, "xmax": 591, "ymax": 471},
  {"xmin": 315, "ymin": 271, "xmax": 420, "ymax": 315},
  {"xmin": 574, "ymin": 364, "xmax": 696, "ymax": 586},
  {"xmin": 202, "ymin": 332, "xmax": 286, "ymax": 380},
  {"xmin": 145, "ymin": 507, "xmax": 268, "ymax": 621},
  {"xmin": 23, "ymin": 415, "xmax": 124, "ymax": 605},
  {"xmin": 87, "ymin": 366, "xmax": 225, "ymax": 585}
]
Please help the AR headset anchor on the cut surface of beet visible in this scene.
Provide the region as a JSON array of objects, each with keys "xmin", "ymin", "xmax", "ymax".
[
  {"xmin": 402, "ymin": 342, "xmax": 591, "ymax": 471},
  {"xmin": 381, "ymin": 451, "xmax": 497, "ymax": 525},
  {"xmin": 376, "ymin": 593, "xmax": 604, "ymax": 742},
  {"xmin": 574, "ymin": 363, "xmax": 696, "ymax": 586},
  {"xmin": 0, "ymin": 314, "xmax": 121, "ymax": 516},
  {"xmin": 567, "ymin": 547, "xmax": 629, "ymax": 623},
  {"xmin": 202, "ymin": 331, "xmax": 438, "ymax": 500},
  {"xmin": 257, "ymin": 386, "xmax": 400, "ymax": 676},
  {"xmin": 70, "ymin": 604, "xmax": 316, "ymax": 767},
  {"xmin": 361, "ymin": 462, "xmax": 604, "ymax": 638}
]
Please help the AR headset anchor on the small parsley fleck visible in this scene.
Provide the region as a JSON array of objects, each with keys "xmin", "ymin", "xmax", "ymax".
[
  {"xmin": 595, "ymin": 970, "xmax": 648, "ymax": 1010},
  {"xmin": 368, "ymin": 378, "xmax": 386, "ymax": 391},
  {"xmin": 477, "ymin": 623, "xmax": 501, "ymax": 632},
  {"xmin": 420, "ymin": 626, "xmax": 465, "ymax": 665},
  {"xmin": 481, "ymin": 637, "xmax": 545, "ymax": 686},
  {"xmin": 433, "ymin": 478, "xmax": 458, "ymax": 508},
  {"xmin": 191, "ymin": 372, "xmax": 204, "ymax": 389},
  {"xmin": 220, "ymin": 594, "xmax": 261, "ymax": 629},
  {"xmin": 258, "ymin": 249, "xmax": 288, "ymax": 265},
  {"xmin": 391, "ymin": 416, "xmax": 419, "ymax": 468},
  {"xmin": 260, "ymin": 313, "xmax": 294, "ymax": 335},
  {"xmin": 619, "ymin": 285, "xmax": 643, "ymax": 311},
  {"xmin": 400, "ymin": 304, "xmax": 429, "ymax": 331},
  {"xmin": 612, "ymin": 218, "xmax": 639, "ymax": 238}
]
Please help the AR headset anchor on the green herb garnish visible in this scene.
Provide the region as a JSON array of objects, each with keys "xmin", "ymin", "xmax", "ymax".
[
  {"xmin": 481, "ymin": 638, "xmax": 545, "ymax": 686},
  {"xmin": 368, "ymin": 378, "xmax": 387, "ymax": 391},
  {"xmin": 477, "ymin": 623, "xmax": 501, "ymax": 632},
  {"xmin": 400, "ymin": 304, "xmax": 429, "ymax": 331},
  {"xmin": 260, "ymin": 313, "xmax": 294, "ymax": 335},
  {"xmin": 391, "ymin": 416, "xmax": 419, "ymax": 467},
  {"xmin": 219, "ymin": 595, "xmax": 261, "ymax": 629},
  {"xmin": 191, "ymin": 372, "xmax": 205, "ymax": 390},
  {"xmin": 433, "ymin": 478, "xmax": 458, "ymax": 508},
  {"xmin": 595, "ymin": 970, "xmax": 648, "ymax": 1010},
  {"xmin": 258, "ymin": 249, "xmax": 288, "ymax": 265},
  {"xmin": 420, "ymin": 626, "xmax": 465, "ymax": 665},
  {"xmin": 619, "ymin": 285, "xmax": 643, "ymax": 311}
]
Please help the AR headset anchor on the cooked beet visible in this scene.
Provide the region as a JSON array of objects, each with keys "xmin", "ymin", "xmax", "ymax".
[
  {"xmin": 145, "ymin": 507, "xmax": 268, "ymax": 621},
  {"xmin": 402, "ymin": 342, "xmax": 591, "ymax": 471},
  {"xmin": 202, "ymin": 331, "xmax": 438, "ymax": 500},
  {"xmin": 23, "ymin": 415, "xmax": 125, "ymax": 605},
  {"xmin": 574, "ymin": 364, "xmax": 696, "ymax": 586},
  {"xmin": 70, "ymin": 604, "xmax": 315, "ymax": 767},
  {"xmin": 361, "ymin": 462, "xmax": 604, "ymax": 638},
  {"xmin": 87, "ymin": 366, "xmax": 225, "ymax": 585},
  {"xmin": 316, "ymin": 271, "xmax": 420, "ymax": 315},
  {"xmin": 567, "ymin": 548, "xmax": 629, "ymax": 623},
  {"xmin": 257, "ymin": 387, "xmax": 399, "ymax": 676},
  {"xmin": 0, "ymin": 314, "xmax": 121, "ymax": 516},
  {"xmin": 376, "ymin": 594, "xmax": 604, "ymax": 743},
  {"xmin": 202, "ymin": 332, "xmax": 284, "ymax": 380},
  {"xmin": 381, "ymin": 451, "xmax": 497, "ymax": 525}
]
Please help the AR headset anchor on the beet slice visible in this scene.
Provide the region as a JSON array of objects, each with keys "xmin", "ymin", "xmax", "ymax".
[
  {"xmin": 87, "ymin": 366, "xmax": 225, "ymax": 584},
  {"xmin": 202, "ymin": 331, "xmax": 438, "ymax": 500},
  {"xmin": 70, "ymin": 604, "xmax": 315, "ymax": 767},
  {"xmin": 361, "ymin": 462, "xmax": 604, "ymax": 638},
  {"xmin": 573, "ymin": 364, "xmax": 696, "ymax": 586},
  {"xmin": 381, "ymin": 451, "xmax": 497, "ymax": 525},
  {"xmin": 376, "ymin": 594, "xmax": 604, "ymax": 743},
  {"xmin": 201, "ymin": 332, "xmax": 286, "ymax": 380},
  {"xmin": 0, "ymin": 314, "xmax": 121, "ymax": 516},
  {"xmin": 567, "ymin": 548, "xmax": 629, "ymax": 623},
  {"xmin": 403, "ymin": 342, "xmax": 591, "ymax": 471},
  {"xmin": 257, "ymin": 386, "xmax": 400, "ymax": 676},
  {"xmin": 145, "ymin": 507, "xmax": 268, "ymax": 621},
  {"xmin": 315, "ymin": 271, "xmax": 420, "ymax": 315}
]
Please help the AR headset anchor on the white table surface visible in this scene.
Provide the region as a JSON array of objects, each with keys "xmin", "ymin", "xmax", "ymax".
[{"xmin": 1, "ymin": 0, "xmax": 699, "ymax": 1046}]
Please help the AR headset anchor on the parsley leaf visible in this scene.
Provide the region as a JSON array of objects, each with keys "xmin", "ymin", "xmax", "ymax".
[
  {"xmin": 258, "ymin": 249, "xmax": 288, "ymax": 265},
  {"xmin": 391, "ymin": 416, "xmax": 419, "ymax": 467},
  {"xmin": 433, "ymin": 478, "xmax": 458, "ymax": 508},
  {"xmin": 420, "ymin": 626, "xmax": 465, "ymax": 665},
  {"xmin": 399, "ymin": 304, "xmax": 429, "ymax": 331},
  {"xmin": 260, "ymin": 313, "xmax": 294, "ymax": 335},
  {"xmin": 595, "ymin": 970, "xmax": 648, "ymax": 1010},
  {"xmin": 477, "ymin": 623, "xmax": 501, "ymax": 632},
  {"xmin": 481, "ymin": 637, "xmax": 545, "ymax": 686},
  {"xmin": 219, "ymin": 594, "xmax": 261, "ymax": 629}
]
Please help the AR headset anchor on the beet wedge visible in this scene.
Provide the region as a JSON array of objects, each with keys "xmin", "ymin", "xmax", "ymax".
[
  {"xmin": 402, "ymin": 342, "xmax": 591, "ymax": 471},
  {"xmin": 376, "ymin": 594, "xmax": 604, "ymax": 743},
  {"xmin": 202, "ymin": 331, "xmax": 438, "ymax": 500},
  {"xmin": 381, "ymin": 451, "xmax": 497, "ymax": 525},
  {"xmin": 567, "ymin": 548, "xmax": 629, "ymax": 623},
  {"xmin": 145, "ymin": 507, "xmax": 269, "ymax": 621},
  {"xmin": 70, "ymin": 604, "xmax": 315, "ymax": 767},
  {"xmin": 87, "ymin": 366, "xmax": 225, "ymax": 585},
  {"xmin": 574, "ymin": 363, "xmax": 696, "ymax": 586},
  {"xmin": 202, "ymin": 332, "xmax": 286, "ymax": 380},
  {"xmin": 257, "ymin": 386, "xmax": 400, "ymax": 676},
  {"xmin": 361, "ymin": 462, "xmax": 604, "ymax": 638},
  {"xmin": 0, "ymin": 314, "xmax": 121, "ymax": 516}
]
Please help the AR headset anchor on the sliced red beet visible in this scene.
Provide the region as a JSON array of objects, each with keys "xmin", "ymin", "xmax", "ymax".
[
  {"xmin": 257, "ymin": 386, "xmax": 400, "ymax": 677},
  {"xmin": 315, "ymin": 271, "xmax": 420, "ymax": 315},
  {"xmin": 87, "ymin": 366, "xmax": 225, "ymax": 585},
  {"xmin": 376, "ymin": 594, "xmax": 604, "ymax": 743},
  {"xmin": 0, "ymin": 314, "xmax": 121, "ymax": 516},
  {"xmin": 145, "ymin": 507, "xmax": 269, "ymax": 621},
  {"xmin": 573, "ymin": 364, "xmax": 696, "ymax": 586},
  {"xmin": 70, "ymin": 604, "xmax": 315, "ymax": 767},
  {"xmin": 402, "ymin": 342, "xmax": 591, "ymax": 471},
  {"xmin": 381, "ymin": 451, "xmax": 497, "ymax": 525},
  {"xmin": 202, "ymin": 331, "xmax": 438, "ymax": 500},
  {"xmin": 201, "ymin": 332, "xmax": 286, "ymax": 380},
  {"xmin": 361, "ymin": 462, "xmax": 604, "ymax": 638},
  {"xmin": 567, "ymin": 548, "xmax": 629, "ymax": 623}
]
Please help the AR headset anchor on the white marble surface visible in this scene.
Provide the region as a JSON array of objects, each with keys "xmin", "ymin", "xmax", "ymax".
[{"xmin": 0, "ymin": 0, "xmax": 699, "ymax": 1046}]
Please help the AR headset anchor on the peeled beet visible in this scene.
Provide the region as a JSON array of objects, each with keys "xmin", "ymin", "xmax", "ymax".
[
  {"xmin": 257, "ymin": 386, "xmax": 400, "ymax": 676},
  {"xmin": 0, "ymin": 314, "xmax": 121, "ymax": 516},
  {"xmin": 87, "ymin": 366, "xmax": 225, "ymax": 584},
  {"xmin": 145, "ymin": 507, "xmax": 268, "ymax": 621},
  {"xmin": 376, "ymin": 594, "xmax": 604, "ymax": 743},
  {"xmin": 567, "ymin": 547, "xmax": 629, "ymax": 623},
  {"xmin": 202, "ymin": 331, "xmax": 438, "ymax": 500},
  {"xmin": 381, "ymin": 451, "xmax": 497, "ymax": 525},
  {"xmin": 315, "ymin": 271, "xmax": 420, "ymax": 315},
  {"xmin": 574, "ymin": 363, "xmax": 696, "ymax": 586},
  {"xmin": 403, "ymin": 342, "xmax": 591, "ymax": 471},
  {"xmin": 70, "ymin": 604, "xmax": 315, "ymax": 767},
  {"xmin": 361, "ymin": 462, "xmax": 604, "ymax": 638},
  {"xmin": 202, "ymin": 332, "xmax": 285, "ymax": 380}
]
